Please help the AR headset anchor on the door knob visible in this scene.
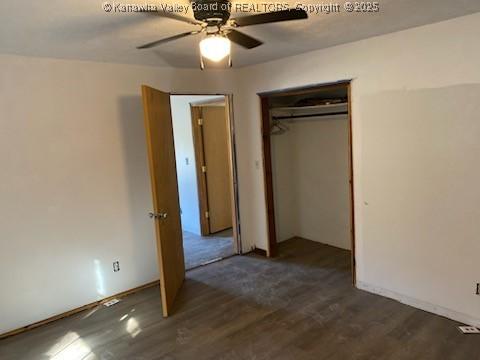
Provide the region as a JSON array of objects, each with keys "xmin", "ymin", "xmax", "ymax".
[{"xmin": 149, "ymin": 212, "xmax": 168, "ymax": 219}]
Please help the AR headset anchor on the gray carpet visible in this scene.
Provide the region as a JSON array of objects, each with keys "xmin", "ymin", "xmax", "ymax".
[{"xmin": 183, "ymin": 228, "xmax": 234, "ymax": 269}]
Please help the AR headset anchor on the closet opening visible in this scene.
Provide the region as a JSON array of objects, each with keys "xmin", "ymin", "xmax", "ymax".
[{"xmin": 259, "ymin": 81, "xmax": 356, "ymax": 284}]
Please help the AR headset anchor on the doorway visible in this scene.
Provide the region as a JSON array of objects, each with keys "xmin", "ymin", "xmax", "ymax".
[
  {"xmin": 170, "ymin": 95, "xmax": 239, "ymax": 270},
  {"xmin": 259, "ymin": 81, "xmax": 356, "ymax": 283},
  {"xmin": 141, "ymin": 87, "xmax": 241, "ymax": 316}
]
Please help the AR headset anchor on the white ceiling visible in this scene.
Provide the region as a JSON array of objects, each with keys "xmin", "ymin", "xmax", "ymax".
[{"xmin": 1, "ymin": 0, "xmax": 479, "ymax": 68}]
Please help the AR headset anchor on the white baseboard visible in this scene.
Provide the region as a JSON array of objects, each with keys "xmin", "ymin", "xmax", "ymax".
[{"xmin": 356, "ymin": 281, "xmax": 480, "ymax": 328}]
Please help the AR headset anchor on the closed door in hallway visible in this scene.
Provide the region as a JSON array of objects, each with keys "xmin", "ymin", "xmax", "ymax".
[{"xmin": 192, "ymin": 104, "xmax": 233, "ymax": 234}]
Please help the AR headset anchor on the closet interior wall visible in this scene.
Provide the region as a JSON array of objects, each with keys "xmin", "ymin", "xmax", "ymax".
[{"xmin": 270, "ymin": 88, "xmax": 352, "ymax": 250}]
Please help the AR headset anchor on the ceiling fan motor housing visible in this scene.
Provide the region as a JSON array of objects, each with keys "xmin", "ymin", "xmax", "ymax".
[{"xmin": 192, "ymin": 0, "xmax": 231, "ymax": 25}]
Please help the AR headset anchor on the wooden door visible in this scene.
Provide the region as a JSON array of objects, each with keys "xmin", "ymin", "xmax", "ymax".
[
  {"xmin": 141, "ymin": 85, "xmax": 185, "ymax": 317},
  {"xmin": 202, "ymin": 106, "xmax": 233, "ymax": 233}
]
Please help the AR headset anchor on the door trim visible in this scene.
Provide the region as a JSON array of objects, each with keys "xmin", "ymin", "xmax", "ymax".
[
  {"xmin": 260, "ymin": 96, "xmax": 277, "ymax": 257},
  {"xmin": 258, "ymin": 81, "xmax": 356, "ymax": 284},
  {"xmin": 190, "ymin": 105, "xmax": 210, "ymax": 236},
  {"xmin": 225, "ymin": 95, "xmax": 242, "ymax": 255}
]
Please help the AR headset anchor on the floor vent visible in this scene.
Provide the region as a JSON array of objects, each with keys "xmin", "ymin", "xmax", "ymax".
[
  {"xmin": 103, "ymin": 298, "xmax": 121, "ymax": 307},
  {"xmin": 458, "ymin": 326, "xmax": 480, "ymax": 334}
]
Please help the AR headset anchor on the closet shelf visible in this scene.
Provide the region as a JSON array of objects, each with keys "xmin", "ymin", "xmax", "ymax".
[
  {"xmin": 270, "ymin": 102, "xmax": 348, "ymax": 121},
  {"xmin": 269, "ymin": 102, "xmax": 348, "ymax": 113}
]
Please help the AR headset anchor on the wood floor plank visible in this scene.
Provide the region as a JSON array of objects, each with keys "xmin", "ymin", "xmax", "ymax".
[{"xmin": 0, "ymin": 238, "xmax": 478, "ymax": 360}]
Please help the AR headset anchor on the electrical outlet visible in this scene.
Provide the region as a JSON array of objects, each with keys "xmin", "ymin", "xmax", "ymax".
[
  {"xmin": 185, "ymin": 157, "xmax": 189, "ymax": 165},
  {"xmin": 458, "ymin": 326, "xmax": 480, "ymax": 334},
  {"xmin": 476, "ymin": 283, "xmax": 480, "ymax": 295},
  {"xmin": 113, "ymin": 261, "xmax": 120, "ymax": 272}
]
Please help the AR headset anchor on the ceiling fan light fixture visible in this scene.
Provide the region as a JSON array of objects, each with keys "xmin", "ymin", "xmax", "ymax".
[{"xmin": 199, "ymin": 35, "xmax": 231, "ymax": 62}]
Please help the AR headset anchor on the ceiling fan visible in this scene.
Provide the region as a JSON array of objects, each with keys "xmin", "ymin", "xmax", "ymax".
[{"xmin": 136, "ymin": 0, "xmax": 308, "ymax": 68}]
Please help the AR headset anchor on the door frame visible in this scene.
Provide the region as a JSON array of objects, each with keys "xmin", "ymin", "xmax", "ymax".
[
  {"xmin": 190, "ymin": 105, "xmax": 210, "ymax": 236},
  {"xmin": 258, "ymin": 80, "xmax": 357, "ymax": 284},
  {"xmin": 172, "ymin": 93, "xmax": 242, "ymax": 255}
]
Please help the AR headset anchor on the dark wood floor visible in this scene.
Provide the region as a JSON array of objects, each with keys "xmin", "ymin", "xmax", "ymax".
[{"xmin": 1, "ymin": 238, "xmax": 478, "ymax": 360}]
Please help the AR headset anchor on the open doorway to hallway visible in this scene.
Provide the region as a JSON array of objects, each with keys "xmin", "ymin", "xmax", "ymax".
[{"xmin": 170, "ymin": 95, "xmax": 239, "ymax": 270}]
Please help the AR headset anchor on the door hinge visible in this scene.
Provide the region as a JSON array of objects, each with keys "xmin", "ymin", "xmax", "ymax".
[
  {"xmin": 201, "ymin": 165, "xmax": 207, "ymax": 173},
  {"xmin": 205, "ymin": 211, "xmax": 209, "ymax": 219},
  {"xmin": 198, "ymin": 118, "xmax": 203, "ymax": 126}
]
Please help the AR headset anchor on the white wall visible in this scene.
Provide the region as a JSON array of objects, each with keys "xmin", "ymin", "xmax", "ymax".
[
  {"xmin": 0, "ymin": 54, "xmax": 236, "ymax": 334},
  {"xmin": 234, "ymin": 12, "xmax": 480, "ymax": 326},
  {"xmin": 170, "ymin": 95, "xmax": 224, "ymax": 235},
  {"xmin": 271, "ymin": 124, "xmax": 297, "ymax": 242},
  {"xmin": 272, "ymin": 116, "xmax": 351, "ymax": 250}
]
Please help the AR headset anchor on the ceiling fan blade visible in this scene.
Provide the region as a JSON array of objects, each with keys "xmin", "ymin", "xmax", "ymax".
[
  {"xmin": 231, "ymin": 9, "xmax": 308, "ymax": 27},
  {"xmin": 226, "ymin": 30, "xmax": 263, "ymax": 49},
  {"xmin": 137, "ymin": 31, "xmax": 200, "ymax": 49},
  {"xmin": 142, "ymin": 10, "xmax": 204, "ymax": 26}
]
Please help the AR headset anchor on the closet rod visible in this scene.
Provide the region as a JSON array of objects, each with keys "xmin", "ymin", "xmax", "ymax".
[{"xmin": 271, "ymin": 111, "xmax": 348, "ymax": 121}]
